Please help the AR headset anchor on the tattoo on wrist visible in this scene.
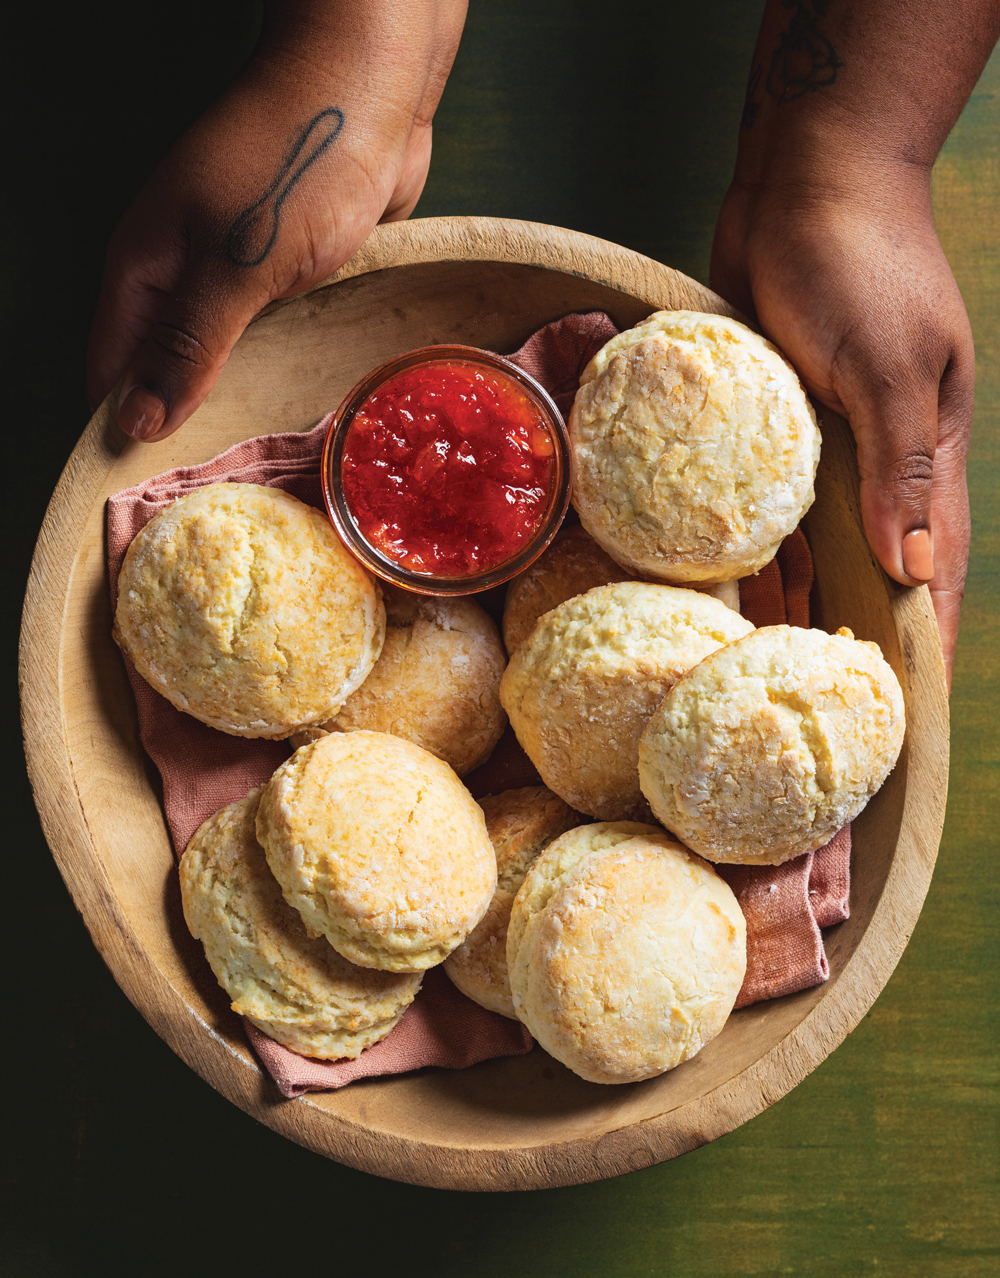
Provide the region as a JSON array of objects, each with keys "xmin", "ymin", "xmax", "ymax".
[
  {"xmin": 742, "ymin": 0, "xmax": 842, "ymax": 129},
  {"xmin": 226, "ymin": 107, "xmax": 345, "ymax": 267}
]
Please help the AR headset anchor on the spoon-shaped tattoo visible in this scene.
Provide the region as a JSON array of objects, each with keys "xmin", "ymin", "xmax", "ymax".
[{"xmin": 226, "ymin": 107, "xmax": 345, "ymax": 267}]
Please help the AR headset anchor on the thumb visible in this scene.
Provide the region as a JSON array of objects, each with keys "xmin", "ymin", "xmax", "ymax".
[
  {"xmin": 117, "ymin": 263, "xmax": 260, "ymax": 442},
  {"xmin": 846, "ymin": 374, "xmax": 939, "ymax": 589}
]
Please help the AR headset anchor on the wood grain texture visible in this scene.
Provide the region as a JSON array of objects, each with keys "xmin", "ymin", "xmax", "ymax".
[{"xmin": 20, "ymin": 216, "xmax": 949, "ymax": 1191}]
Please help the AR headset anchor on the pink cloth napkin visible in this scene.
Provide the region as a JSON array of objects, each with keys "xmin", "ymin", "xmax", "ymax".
[
  {"xmin": 107, "ymin": 310, "xmax": 849, "ymax": 1096},
  {"xmin": 719, "ymin": 529, "xmax": 851, "ymax": 1008},
  {"xmin": 244, "ymin": 968, "xmax": 531, "ymax": 1098},
  {"xmin": 720, "ymin": 827, "xmax": 851, "ymax": 1008}
]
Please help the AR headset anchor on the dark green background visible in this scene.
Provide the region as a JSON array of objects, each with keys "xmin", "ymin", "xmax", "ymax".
[{"xmin": 4, "ymin": 3, "xmax": 997, "ymax": 1274}]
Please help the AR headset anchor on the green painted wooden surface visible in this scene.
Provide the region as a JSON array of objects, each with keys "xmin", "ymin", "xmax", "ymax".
[{"xmin": 4, "ymin": 3, "xmax": 996, "ymax": 1274}]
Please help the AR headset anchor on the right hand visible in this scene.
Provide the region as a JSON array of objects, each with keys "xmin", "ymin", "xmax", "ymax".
[
  {"xmin": 711, "ymin": 168, "xmax": 974, "ymax": 683},
  {"xmin": 88, "ymin": 0, "xmax": 467, "ymax": 443}
]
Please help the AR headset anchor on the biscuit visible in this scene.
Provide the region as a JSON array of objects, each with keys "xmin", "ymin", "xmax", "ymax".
[
  {"xmin": 499, "ymin": 582, "xmax": 754, "ymax": 820},
  {"xmin": 321, "ymin": 587, "xmax": 506, "ymax": 776},
  {"xmin": 503, "ymin": 525, "xmax": 740, "ymax": 655},
  {"xmin": 701, "ymin": 578, "xmax": 740, "ymax": 613},
  {"xmin": 180, "ymin": 789, "xmax": 421, "ymax": 1059},
  {"xmin": 638, "ymin": 625, "xmax": 906, "ymax": 864},
  {"xmin": 507, "ymin": 823, "xmax": 746, "ymax": 1084},
  {"xmin": 569, "ymin": 311, "xmax": 820, "ymax": 583},
  {"xmin": 114, "ymin": 483, "xmax": 384, "ymax": 738},
  {"xmin": 502, "ymin": 526, "xmax": 636, "ymax": 655},
  {"xmin": 256, "ymin": 731, "xmax": 497, "ymax": 971},
  {"xmin": 443, "ymin": 787, "xmax": 584, "ymax": 1017}
]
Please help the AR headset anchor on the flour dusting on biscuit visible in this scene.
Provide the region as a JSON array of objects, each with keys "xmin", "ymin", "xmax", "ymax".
[
  {"xmin": 569, "ymin": 311, "xmax": 820, "ymax": 583},
  {"xmin": 507, "ymin": 823, "xmax": 746, "ymax": 1084},
  {"xmin": 638, "ymin": 625, "xmax": 906, "ymax": 864}
]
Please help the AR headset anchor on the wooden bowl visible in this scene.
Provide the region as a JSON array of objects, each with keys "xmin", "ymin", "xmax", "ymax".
[{"xmin": 21, "ymin": 217, "xmax": 949, "ymax": 1192}]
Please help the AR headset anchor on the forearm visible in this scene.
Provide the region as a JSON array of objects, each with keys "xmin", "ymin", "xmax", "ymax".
[
  {"xmin": 243, "ymin": 0, "xmax": 466, "ymax": 141},
  {"xmin": 737, "ymin": 0, "xmax": 1000, "ymax": 189}
]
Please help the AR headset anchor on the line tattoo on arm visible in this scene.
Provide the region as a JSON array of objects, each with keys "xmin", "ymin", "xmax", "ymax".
[
  {"xmin": 742, "ymin": 1, "xmax": 842, "ymax": 129},
  {"xmin": 226, "ymin": 107, "xmax": 345, "ymax": 267}
]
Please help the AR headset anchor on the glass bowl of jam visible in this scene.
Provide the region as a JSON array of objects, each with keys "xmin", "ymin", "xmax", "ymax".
[{"xmin": 322, "ymin": 344, "xmax": 573, "ymax": 596}]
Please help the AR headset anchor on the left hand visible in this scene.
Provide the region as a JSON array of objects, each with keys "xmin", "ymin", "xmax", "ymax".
[{"xmin": 87, "ymin": 0, "xmax": 467, "ymax": 443}]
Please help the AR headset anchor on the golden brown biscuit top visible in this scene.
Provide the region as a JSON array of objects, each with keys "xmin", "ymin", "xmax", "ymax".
[
  {"xmin": 502, "ymin": 525, "xmax": 637, "ymax": 655},
  {"xmin": 256, "ymin": 730, "xmax": 497, "ymax": 970},
  {"xmin": 569, "ymin": 311, "xmax": 820, "ymax": 583},
  {"xmin": 441, "ymin": 786, "xmax": 584, "ymax": 1017},
  {"xmin": 507, "ymin": 823, "xmax": 746, "ymax": 1084},
  {"xmin": 180, "ymin": 789, "xmax": 420, "ymax": 1031},
  {"xmin": 506, "ymin": 821, "xmax": 656, "ymax": 966},
  {"xmin": 638, "ymin": 625, "xmax": 906, "ymax": 864},
  {"xmin": 114, "ymin": 483, "xmax": 384, "ymax": 737},
  {"xmin": 328, "ymin": 585, "xmax": 507, "ymax": 775},
  {"xmin": 503, "ymin": 581, "xmax": 753, "ymax": 694},
  {"xmin": 499, "ymin": 582, "xmax": 754, "ymax": 820}
]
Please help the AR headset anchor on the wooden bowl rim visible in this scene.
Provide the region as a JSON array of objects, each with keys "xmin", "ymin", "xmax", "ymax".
[{"xmin": 20, "ymin": 216, "xmax": 949, "ymax": 1191}]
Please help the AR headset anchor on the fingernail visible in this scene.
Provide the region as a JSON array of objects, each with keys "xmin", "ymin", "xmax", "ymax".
[
  {"xmin": 902, "ymin": 528, "xmax": 934, "ymax": 582},
  {"xmin": 119, "ymin": 386, "xmax": 167, "ymax": 440}
]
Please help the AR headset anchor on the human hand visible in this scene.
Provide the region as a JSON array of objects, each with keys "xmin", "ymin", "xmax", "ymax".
[
  {"xmin": 88, "ymin": 0, "xmax": 467, "ymax": 443},
  {"xmin": 711, "ymin": 169, "xmax": 973, "ymax": 685}
]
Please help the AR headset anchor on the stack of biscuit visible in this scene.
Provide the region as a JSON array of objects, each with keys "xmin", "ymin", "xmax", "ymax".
[
  {"xmin": 180, "ymin": 789, "xmax": 422, "ymax": 1059},
  {"xmin": 117, "ymin": 483, "xmax": 501, "ymax": 1061},
  {"xmin": 115, "ymin": 311, "xmax": 906, "ymax": 1087}
]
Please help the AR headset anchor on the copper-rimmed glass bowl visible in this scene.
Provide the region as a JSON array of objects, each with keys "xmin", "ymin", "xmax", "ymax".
[{"xmin": 321, "ymin": 344, "xmax": 573, "ymax": 596}]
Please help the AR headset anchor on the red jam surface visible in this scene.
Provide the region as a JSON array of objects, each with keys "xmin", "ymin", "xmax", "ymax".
[{"xmin": 341, "ymin": 360, "xmax": 556, "ymax": 577}]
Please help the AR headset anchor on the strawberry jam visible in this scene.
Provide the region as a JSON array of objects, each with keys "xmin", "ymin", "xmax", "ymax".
[{"xmin": 341, "ymin": 361, "xmax": 556, "ymax": 577}]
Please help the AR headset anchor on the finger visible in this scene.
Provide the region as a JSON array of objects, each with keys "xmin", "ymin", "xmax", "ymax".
[
  {"xmin": 926, "ymin": 351, "xmax": 974, "ymax": 687},
  {"xmin": 927, "ymin": 433, "xmax": 969, "ymax": 689},
  {"xmin": 843, "ymin": 360, "xmax": 942, "ymax": 591},
  {"xmin": 117, "ymin": 261, "xmax": 261, "ymax": 442},
  {"xmin": 87, "ymin": 209, "xmax": 191, "ymax": 411},
  {"xmin": 87, "ymin": 271, "xmax": 172, "ymax": 412},
  {"xmin": 380, "ymin": 1, "xmax": 465, "ymax": 224},
  {"xmin": 708, "ymin": 186, "xmax": 758, "ymax": 322}
]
